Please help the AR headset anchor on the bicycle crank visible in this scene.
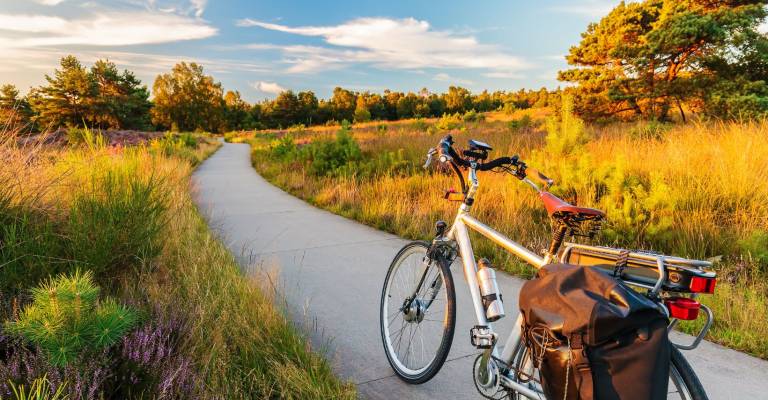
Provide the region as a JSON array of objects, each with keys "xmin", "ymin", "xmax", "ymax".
[{"xmin": 473, "ymin": 350, "xmax": 507, "ymax": 400}]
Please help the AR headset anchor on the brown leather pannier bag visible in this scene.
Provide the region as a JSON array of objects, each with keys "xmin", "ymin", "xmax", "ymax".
[{"xmin": 519, "ymin": 264, "xmax": 670, "ymax": 400}]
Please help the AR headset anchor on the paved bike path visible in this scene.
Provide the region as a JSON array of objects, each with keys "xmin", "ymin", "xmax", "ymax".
[{"xmin": 193, "ymin": 142, "xmax": 767, "ymax": 399}]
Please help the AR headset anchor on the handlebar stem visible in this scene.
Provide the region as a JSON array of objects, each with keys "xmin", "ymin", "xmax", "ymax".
[{"xmin": 461, "ymin": 163, "xmax": 480, "ymax": 211}]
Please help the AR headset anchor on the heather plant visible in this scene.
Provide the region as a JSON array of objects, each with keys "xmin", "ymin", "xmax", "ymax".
[
  {"xmin": 113, "ymin": 318, "xmax": 197, "ymax": 398},
  {"xmin": 5, "ymin": 270, "xmax": 137, "ymax": 366}
]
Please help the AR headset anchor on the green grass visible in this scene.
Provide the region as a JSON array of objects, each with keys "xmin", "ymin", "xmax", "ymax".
[
  {"xmin": 0, "ymin": 132, "xmax": 354, "ymax": 398},
  {"xmin": 240, "ymin": 108, "xmax": 768, "ymax": 359}
]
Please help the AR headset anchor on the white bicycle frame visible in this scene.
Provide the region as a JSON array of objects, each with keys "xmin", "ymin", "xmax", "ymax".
[{"xmin": 443, "ymin": 164, "xmax": 549, "ymax": 398}]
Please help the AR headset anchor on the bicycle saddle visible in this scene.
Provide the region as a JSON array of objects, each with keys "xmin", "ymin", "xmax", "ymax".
[{"xmin": 540, "ymin": 192, "xmax": 605, "ymax": 218}]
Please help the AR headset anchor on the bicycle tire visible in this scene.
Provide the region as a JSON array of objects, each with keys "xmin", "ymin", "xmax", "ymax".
[
  {"xmin": 380, "ymin": 241, "xmax": 456, "ymax": 384},
  {"xmin": 669, "ymin": 346, "xmax": 708, "ymax": 400}
]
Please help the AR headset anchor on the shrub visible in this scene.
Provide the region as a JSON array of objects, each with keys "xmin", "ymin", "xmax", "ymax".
[
  {"xmin": 434, "ymin": 113, "xmax": 463, "ymax": 131},
  {"xmin": 507, "ymin": 115, "xmax": 533, "ymax": 131},
  {"xmin": 410, "ymin": 119, "xmax": 428, "ymax": 132},
  {"xmin": 354, "ymin": 106, "xmax": 371, "ymax": 123},
  {"xmin": 5, "ymin": 270, "xmax": 138, "ymax": 366},
  {"xmin": 303, "ymin": 126, "xmax": 362, "ymax": 176},
  {"xmin": 270, "ymin": 134, "xmax": 297, "ymax": 159},
  {"xmin": 462, "ymin": 110, "xmax": 484, "ymax": 122}
]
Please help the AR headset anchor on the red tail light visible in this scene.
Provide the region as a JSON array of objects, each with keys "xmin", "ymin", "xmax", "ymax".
[
  {"xmin": 665, "ymin": 297, "xmax": 701, "ymax": 320},
  {"xmin": 689, "ymin": 276, "xmax": 716, "ymax": 294}
]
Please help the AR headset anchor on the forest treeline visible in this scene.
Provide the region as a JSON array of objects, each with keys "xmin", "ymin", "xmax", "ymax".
[
  {"xmin": 0, "ymin": 57, "xmax": 556, "ymax": 133},
  {"xmin": 1, "ymin": 0, "xmax": 766, "ymax": 133}
]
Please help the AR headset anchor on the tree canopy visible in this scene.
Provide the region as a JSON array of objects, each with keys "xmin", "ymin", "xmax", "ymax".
[
  {"xmin": 559, "ymin": 0, "xmax": 768, "ymax": 121},
  {"xmin": 27, "ymin": 56, "xmax": 151, "ymax": 130},
  {"xmin": 151, "ymin": 62, "xmax": 225, "ymax": 132}
]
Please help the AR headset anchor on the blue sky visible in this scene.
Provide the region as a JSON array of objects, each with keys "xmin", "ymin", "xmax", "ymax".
[{"xmin": 4, "ymin": 0, "xmax": 763, "ymax": 102}]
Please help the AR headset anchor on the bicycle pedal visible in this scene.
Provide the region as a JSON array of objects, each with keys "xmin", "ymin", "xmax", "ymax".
[{"xmin": 470, "ymin": 325, "xmax": 497, "ymax": 349}]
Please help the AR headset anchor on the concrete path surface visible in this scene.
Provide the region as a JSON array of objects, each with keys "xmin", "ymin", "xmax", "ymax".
[{"xmin": 193, "ymin": 142, "xmax": 768, "ymax": 399}]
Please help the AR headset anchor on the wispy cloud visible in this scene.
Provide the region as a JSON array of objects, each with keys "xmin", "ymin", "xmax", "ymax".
[
  {"xmin": 237, "ymin": 17, "xmax": 528, "ymax": 74},
  {"xmin": 254, "ymin": 81, "xmax": 286, "ymax": 94},
  {"xmin": 433, "ymin": 72, "xmax": 474, "ymax": 85},
  {"xmin": 0, "ymin": 12, "xmax": 216, "ymax": 48},
  {"xmin": 549, "ymin": 0, "xmax": 618, "ymax": 18},
  {"xmin": 0, "ymin": 1, "xmax": 218, "ymax": 89},
  {"xmin": 482, "ymin": 71, "xmax": 524, "ymax": 79},
  {"xmin": 189, "ymin": 0, "xmax": 207, "ymax": 18},
  {"xmin": 32, "ymin": 0, "xmax": 67, "ymax": 5}
]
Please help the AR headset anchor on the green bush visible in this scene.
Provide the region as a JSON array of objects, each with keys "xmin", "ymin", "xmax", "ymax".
[
  {"xmin": 434, "ymin": 113, "xmax": 463, "ymax": 131},
  {"xmin": 302, "ymin": 123, "xmax": 362, "ymax": 176},
  {"xmin": 507, "ymin": 115, "xmax": 533, "ymax": 131},
  {"xmin": 5, "ymin": 270, "xmax": 138, "ymax": 366},
  {"xmin": 270, "ymin": 134, "xmax": 297, "ymax": 159},
  {"xmin": 462, "ymin": 110, "xmax": 484, "ymax": 122}
]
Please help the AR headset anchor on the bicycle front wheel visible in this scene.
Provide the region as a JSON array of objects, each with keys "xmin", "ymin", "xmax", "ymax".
[{"xmin": 380, "ymin": 241, "xmax": 456, "ymax": 384}]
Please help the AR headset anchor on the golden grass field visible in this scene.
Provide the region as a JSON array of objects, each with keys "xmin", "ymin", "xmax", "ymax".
[{"xmin": 235, "ymin": 107, "xmax": 768, "ymax": 359}]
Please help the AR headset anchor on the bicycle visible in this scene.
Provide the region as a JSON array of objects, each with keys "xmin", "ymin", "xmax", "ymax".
[{"xmin": 379, "ymin": 135, "xmax": 716, "ymax": 399}]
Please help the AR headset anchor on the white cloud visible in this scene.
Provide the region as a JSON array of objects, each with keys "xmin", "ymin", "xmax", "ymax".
[
  {"xmin": 32, "ymin": 0, "xmax": 67, "ymax": 5},
  {"xmin": 483, "ymin": 71, "xmax": 524, "ymax": 79},
  {"xmin": 433, "ymin": 73, "xmax": 474, "ymax": 85},
  {"xmin": 550, "ymin": 0, "xmax": 619, "ymax": 18},
  {"xmin": 0, "ymin": 12, "xmax": 216, "ymax": 48},
  {"xmin": 759, "ymin": 20, "xmax": 768, "ymax": 34},
  {"xmin": 237, "ymin": 17, "xmax": 528, "ymax": 74},
  {"xmin": 189, "ymin": 0, "xmax": 206, "ymax": 18},
  {"xmin": 254, "ymin": 81, "xmax": 286, "ymax": 94}
]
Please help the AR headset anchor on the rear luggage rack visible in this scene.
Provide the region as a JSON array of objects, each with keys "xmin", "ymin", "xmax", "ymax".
[
  {"xmin": 559, "ymin": 243, "xmax": 715, "ymax": 294},
  {"xmin": 560, "ymin": 242, "xmax": 716, "ymax": 350}
]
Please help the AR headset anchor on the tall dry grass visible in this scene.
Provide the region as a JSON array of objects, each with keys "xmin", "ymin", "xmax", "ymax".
[
  {"xmin": 0, "ymin": 130, "xmax": 354, "ymax": 398},
  {"xmin": 248, "ymin": 112, "xmax": 768, "ymax": 358}
]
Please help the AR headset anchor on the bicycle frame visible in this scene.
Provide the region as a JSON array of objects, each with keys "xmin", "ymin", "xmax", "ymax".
[{"xmin": 440, "ymin": 164, "xmax": 549, "ymax": 398}]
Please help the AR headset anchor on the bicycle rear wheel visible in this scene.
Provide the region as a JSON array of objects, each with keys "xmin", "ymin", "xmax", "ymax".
[{"xmin": 380, "ymin": 241, "xmax": 456, "ymax": 384}]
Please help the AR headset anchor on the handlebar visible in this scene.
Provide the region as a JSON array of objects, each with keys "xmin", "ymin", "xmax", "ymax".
[{"xmin": 427, "ymin": 134, "xmax": 554, "ymax": 189}]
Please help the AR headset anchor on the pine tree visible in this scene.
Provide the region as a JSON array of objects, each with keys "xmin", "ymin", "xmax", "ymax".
[{"xmin": 5, "ymin": 270, "xmax": 137, "ymax": 366}]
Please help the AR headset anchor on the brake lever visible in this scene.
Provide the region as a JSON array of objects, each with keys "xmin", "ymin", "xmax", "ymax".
[{"xmin": 423, "ymin": 148, "xmax": 437, "ymax": 169}]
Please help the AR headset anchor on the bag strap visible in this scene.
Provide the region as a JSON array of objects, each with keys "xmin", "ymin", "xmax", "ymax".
[
  {"xmin": 570, "ymin": 333, "xmax": 594, "ymax": 399},
  {"xmin": 613, "ymin": 249, "xmax": 630, "ymax": 278}
]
